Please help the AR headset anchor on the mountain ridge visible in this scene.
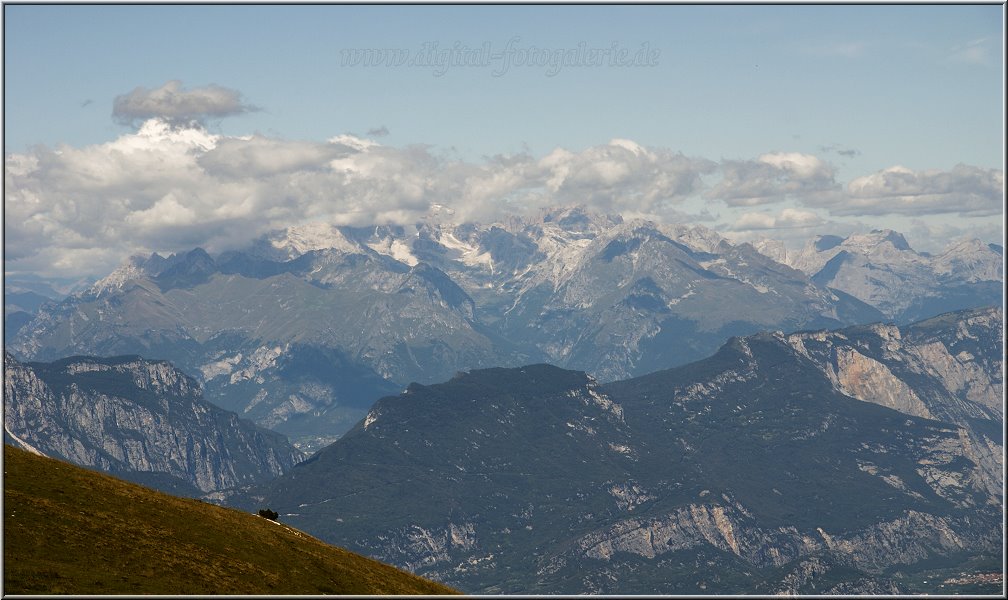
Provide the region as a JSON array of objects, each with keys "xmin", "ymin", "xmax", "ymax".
[
  {"xmin": 4, "ymin": 352, "xmax": 306, "ymax": 495},
  {"xmin": 9, "ymin": 209, "xmax": 1001, "ymax": 444},
  {"xmin": 239, "ymin": 306, "xmax": 1003, "ymax": 594}
]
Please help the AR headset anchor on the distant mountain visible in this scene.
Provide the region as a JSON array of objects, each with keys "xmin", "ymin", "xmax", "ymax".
[
  {"xmin": 781, "ymin": 231, "xmax": 1002, "ymax": 322},
  {"xmin": 11, "ymin": 243, "xmax": 511, "ymax": 448},
  {"xmin": 244, "ymin": 307, "xmax": 1003, "ymax": 594},
  {"xmin": 10, "ymin": 208, "xmax": 920, "ymax": 445},
  {"xmin": 3, "ymin": 353, "xmax": 305, "ymax": 495},
  {"xmin": 4, "ymin": 290, "xmax": 59, "ymax": 345},
  {"xmin": 3, "ymin": 444, "xmax": 458, "ymax": 595},
  {"xmin": 492, "ymin": 218, "xmax": 883, "ymax": 380}
]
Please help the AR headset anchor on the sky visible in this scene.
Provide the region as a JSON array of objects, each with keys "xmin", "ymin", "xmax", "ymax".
[{"xmin": 3, "ymin": 3, "xmax": 1004, "ymax": 281}]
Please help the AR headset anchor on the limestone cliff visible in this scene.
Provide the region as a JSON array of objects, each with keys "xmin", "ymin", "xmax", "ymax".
[{"xmin": 4, "ymin": 353, "xmax": 305, "ymax": 494}]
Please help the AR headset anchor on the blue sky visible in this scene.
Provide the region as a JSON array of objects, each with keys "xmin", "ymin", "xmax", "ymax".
[
  {"xmin": 5, "ymin": 4, "xmax": 1002, "ymax": 172},
  {"xmin": 3, "ymin": 4, "xmax": 1004, "ymax": 279}
]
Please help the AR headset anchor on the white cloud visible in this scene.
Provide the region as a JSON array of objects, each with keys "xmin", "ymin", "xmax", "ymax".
[
  {"xmin": 728, "ymin": 208, "xmax": 826, "ymax": 231},
  {"xmin": 535, "ymin": 139, "xmax": 716, "ymax": 214},
  {"xmin": 125, "ymin": 194, "xmax": 198, "ymax": 229},
  {"xmin": 198, "ymin": 136, "xmax": 354, "ymax": 179},
  {"xmin": 826, "ymin": 164, "xmax": 1004, "ymax": 217},
  {"xmin": 706, "ymin": 152, "xmax": 839, "ymax": 206},
  {"xmin": 3, "ymin": 112, "xmax": 1001, "ymax": 281},
  {"xmin": 731, "ymin": 212, "xmax": 776, "ymax": 230},
  {"xmin": 3, "ymin": 125, "xmax": 719, "ymax": 278}
]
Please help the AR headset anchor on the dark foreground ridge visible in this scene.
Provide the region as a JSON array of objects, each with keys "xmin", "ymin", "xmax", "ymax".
[
  {"xmin": 247, "ymin": 307, "xmax": 1003, "ymax": 594},
  {"xmin": 2, "ymin": 444, "xmax": 459, "ymax": 595}
]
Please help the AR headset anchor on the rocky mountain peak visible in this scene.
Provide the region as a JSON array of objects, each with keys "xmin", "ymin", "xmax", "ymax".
[
  {"xmin": 932, "ymin": 238, "xmax": 1003, "ymax": 282},
  {"xmin": 843, "ymin": 229, "xmax": 914, "ymax": 254},
  {"xmin": 534, "ymin": 205, "xmax": 623, "ymax": 236},
  {"xmin": 90, "ymin": 254, "xmax": 154, "ymax": 295}
]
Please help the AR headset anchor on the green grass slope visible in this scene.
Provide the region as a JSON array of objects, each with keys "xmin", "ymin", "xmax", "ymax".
[{"xmin": 2, "ymin": 444, "xmax": 459, "ymax": 595}]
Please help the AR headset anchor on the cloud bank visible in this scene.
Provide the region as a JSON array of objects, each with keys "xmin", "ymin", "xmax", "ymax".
[
  {"xmin": 706, "ymin": 152, "xmax": 840, "ymax": 206},
  {"xmin": 4, "ymin": 82, "xmax": 1003, "ymax": 278},
  {"xmin": 835, "ymin": 164, "xmax": 1004, "ymax": 217}
]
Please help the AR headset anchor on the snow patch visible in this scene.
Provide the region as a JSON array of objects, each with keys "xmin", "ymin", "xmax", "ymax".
[
  {"xmin": 4, "ymin": 425, "xmax": 47, "ymax": 457},
  {"xmin": 366, "ymin": 237, "xmax": 419, "ymax": 266},
  {"xmin": 268, "ymin": 222, "xmax": 360, "ymax": 259}
]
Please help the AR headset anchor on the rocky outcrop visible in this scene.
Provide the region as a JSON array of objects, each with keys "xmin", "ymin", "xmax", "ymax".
[
  {"xmin": 770, "ymin": 556, "xmax": 903, "ymax": 595},
  {"xmin": 365, "ymin": 522, "xmax": 479, "ymax": 572},
  {"xmin": 575, "ymin": 500, "xmax": 996, "ymax": 572},
  {"xmin": 784, "ymin": 307, "xmax": 1003, "ymax": 501},
  {"xmin": 3, "ymin": 353, "xmax": 305, "ymax": 494},
  {"xmin": 832, "ymin": 346, "xmax": 933, "ymax": 419}
]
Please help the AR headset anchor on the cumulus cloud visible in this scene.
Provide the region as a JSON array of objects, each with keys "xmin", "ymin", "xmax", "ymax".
[
  {"xmin": 198, "ymin": 136, "xmax": 354, "ymax": 179},
  {"xmin": 536, "ymin": 139, "xmax": 716, "ymax": 215},
  {"xmin": 4, "ymin": 108, "xmax": 1001, "ymax": 280},
  {"xmin": 718, "ymin": 207, "xmax": 863, "ymax": 253},
  {"xmin": 3, "ymin": 126, "xmax": 719, "ymax": 278},
  {"xmin": 809, "ymin": 164, "xmax": 1005, "ymax": 217},
  {"xmin": 113, "ymin": 80, "xmax": 255, "ymax": 126},
  {"xmin": 706, "ymin": 152, "xmax": 840, "ymax": 206}
]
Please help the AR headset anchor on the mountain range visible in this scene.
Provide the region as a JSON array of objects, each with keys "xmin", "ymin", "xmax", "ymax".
[
  {"xmin": 236, "ymin": 306, "xmax": 1003, "ymax": 594},
  {"xmin": 4, "ymin": 311, "xmax": 1002, "ymax": 592},
  {"xmin": 758, "ymin": 230, "xmax": 1003, "ymax": 322},
  {"xmin": 10, "ymin": 208, "xmax": 999, "ymax": 447}
]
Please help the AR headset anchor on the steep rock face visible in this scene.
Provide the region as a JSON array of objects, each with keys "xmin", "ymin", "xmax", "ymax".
[
  {"xmin": 3, "ymin": 353, "xmax": 305, "ymax": 495},
  {"xmin": 573, "ymin": 502, "xmax": 994, "ymax": 573},
  {"xmin": 767, "ymin": 556, "xmax": 902, "ymax": 595},
  {"xmin": 784, "ymin": 307, "xmax": 1003, "ymax": 500},
  {"xmin": 247, "ymin": 309, "xmax": 1002, "ymax": 594},
  {"xmin": 832, "ymin": 346, "xmax": 934, "ymax": 419}
]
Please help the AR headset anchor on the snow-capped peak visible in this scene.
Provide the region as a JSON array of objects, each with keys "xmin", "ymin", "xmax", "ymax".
[
  {"xmin": 265, "ymin": 222, "xmax": 362, "ymax": 260},
  {"xmin": 750, "ymin": 238, "xmax": 789, "ymax": 265},
  {"xmin": 657, "ymin": 223, "xmax": 726, "ymax": 254},
  {"xmin": 131, "ymin": 118, "xmax": 219, "ymax": 152}
]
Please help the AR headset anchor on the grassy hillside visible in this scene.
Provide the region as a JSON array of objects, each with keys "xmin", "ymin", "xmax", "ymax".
[{"xmin": 2, "ymin": 444, "xmax": 459, "ymax": 595}]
